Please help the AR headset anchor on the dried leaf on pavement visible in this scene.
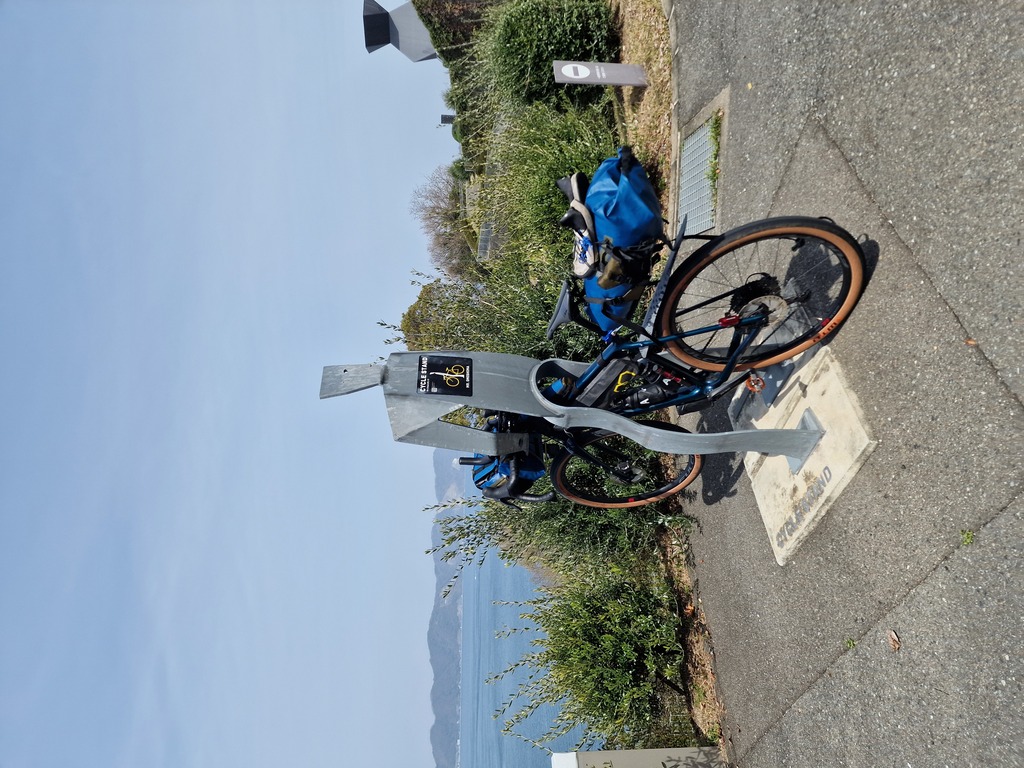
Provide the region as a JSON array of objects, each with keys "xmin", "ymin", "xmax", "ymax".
[{"xmin": 888, "ymin": 629, "xmax": 902, "ymax": 652}]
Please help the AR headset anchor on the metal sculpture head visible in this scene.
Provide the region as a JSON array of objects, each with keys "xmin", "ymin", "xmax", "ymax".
[{"xmin": 362, "ymin": 0, "xmax": 437, "ymax": 63}]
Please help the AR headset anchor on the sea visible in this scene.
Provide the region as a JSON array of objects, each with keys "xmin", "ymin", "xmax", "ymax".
[
  {"xmin": 458, "ymin": 552, "xmax": 585, "ymax": 768},
  {"xmin": 431, "ymin": 448, "xmax": 585, "ymax": 768}
]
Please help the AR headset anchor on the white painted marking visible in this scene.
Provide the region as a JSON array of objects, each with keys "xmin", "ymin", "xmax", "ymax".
[
  {"xmin": 560, "ymin": 63, "xmax": 591, "ymax": 79},
  {"xmin": 730, "ymin": 347, "xmax": 876, "ymax": 565}
]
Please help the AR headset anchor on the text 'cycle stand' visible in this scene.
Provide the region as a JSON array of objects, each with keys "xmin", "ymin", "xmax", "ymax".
[{"xmin": 319, "ymin": 351, "xmax": 823, "ymax": 460}]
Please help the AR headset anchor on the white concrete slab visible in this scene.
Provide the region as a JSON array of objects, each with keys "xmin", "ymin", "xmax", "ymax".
[{"xmin": 729, "ymin": 347, "xmax": 876, "ymax": 565}]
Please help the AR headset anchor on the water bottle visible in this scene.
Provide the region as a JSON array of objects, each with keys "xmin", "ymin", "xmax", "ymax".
[{"xmin": 621, "ymin": 377, "xmax": 681, "ymax": 409}]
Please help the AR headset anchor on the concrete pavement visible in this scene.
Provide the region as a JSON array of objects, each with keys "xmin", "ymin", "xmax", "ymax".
[{"xmin": 664, "ymin": 2, "xmax": 1024, "ymax": 765}]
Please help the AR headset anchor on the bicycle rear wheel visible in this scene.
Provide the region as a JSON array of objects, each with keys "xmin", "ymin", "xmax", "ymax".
[
  {"xmin": 657, "ymin": 216, "xmax": 866, "ymax": 371},
  {"xmin": 550, "ymin": 425, "xmax": 702, "ymax": 508}
]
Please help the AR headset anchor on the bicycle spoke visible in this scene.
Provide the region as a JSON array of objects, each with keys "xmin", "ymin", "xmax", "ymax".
[{"xmin": 657, "ymin": 217, "xmax": 865, "ymax": 370}]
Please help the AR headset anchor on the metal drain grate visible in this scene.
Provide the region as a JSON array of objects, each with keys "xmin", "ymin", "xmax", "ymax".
[{"xmin": 678, "ymin": 120, "xmax": 716, "ymax": 233}]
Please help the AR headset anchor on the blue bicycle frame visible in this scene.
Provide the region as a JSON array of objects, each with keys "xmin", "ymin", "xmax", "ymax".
[{"xmin": 557, "ymin": 218, "xmax": 770, "ymax": 418}]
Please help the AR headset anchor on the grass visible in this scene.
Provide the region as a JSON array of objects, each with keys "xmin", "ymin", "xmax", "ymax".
[
  {"xmin": 609, "ymin": 0, "xmax": 673, "ymax": 201},
  {"xmin": 707, "ymin": 109, "xmax": 723, "ymax": 209}
]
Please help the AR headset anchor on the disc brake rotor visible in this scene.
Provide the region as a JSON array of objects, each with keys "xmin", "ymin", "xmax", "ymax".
[{"xmin": 729, "ymin": 273, "xmax": 780, "ymax": 314}]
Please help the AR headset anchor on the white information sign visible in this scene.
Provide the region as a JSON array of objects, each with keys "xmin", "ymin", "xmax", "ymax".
[{"xmin": 553, "ymin": 60, "xmax": 648, "ymax": 86}]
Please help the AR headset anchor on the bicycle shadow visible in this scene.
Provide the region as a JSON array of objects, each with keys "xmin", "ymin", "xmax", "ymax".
[
  {"xmin": 694, "ymin": 400, "xmax": 747, "ymax": 505},
  {"xmin": 785, "ymin": 233, "xmax": 881, "ymax": 358},
  {"xmin": 859, "ymin": 235, "xmax": 881, "ymax": 283}
]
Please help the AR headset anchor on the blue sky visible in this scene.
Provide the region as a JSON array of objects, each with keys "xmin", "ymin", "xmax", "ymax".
[{"xmin": 0, "ymin": 2, "xmax": 458, "ymax": 766}]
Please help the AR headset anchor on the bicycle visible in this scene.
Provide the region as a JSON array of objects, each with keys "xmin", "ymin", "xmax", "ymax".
[{"xmin": 459, "ymin": 214, "xmax": 866, "ymax": 509}]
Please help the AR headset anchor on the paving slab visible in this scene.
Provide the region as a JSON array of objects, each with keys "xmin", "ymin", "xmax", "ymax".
[
  {"xmin": 739, "ymin": 496, "xmax": 1024, "ymax": 768},
  {"xmin": 680, "ymin": 114, "xmax": 1023, "ymax": 766},
  {"xmin": 669, "ymin": 0, "xmax": 1024, "ymax": 398}
]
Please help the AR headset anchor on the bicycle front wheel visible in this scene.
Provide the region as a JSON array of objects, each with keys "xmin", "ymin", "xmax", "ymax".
[
  {"xmin": 550, "ymin": 425, "xmax": 702, "ymax": 508},
  {"xmin": 657, "ymin": 216, "xmax": 866, "ymax": 371}
]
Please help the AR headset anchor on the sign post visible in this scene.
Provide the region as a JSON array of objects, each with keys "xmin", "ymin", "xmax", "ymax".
[{"xmin": 553, "ymin": 60, "xmax": 648, "ymax": 87}]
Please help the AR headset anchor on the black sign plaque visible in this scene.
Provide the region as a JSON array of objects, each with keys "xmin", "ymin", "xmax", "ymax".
[{"xmin": 417, "ymin": 355, "xmax": 473, "ymax": 396}]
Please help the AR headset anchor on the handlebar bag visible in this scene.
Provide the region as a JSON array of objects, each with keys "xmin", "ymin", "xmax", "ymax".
[{"xmin": 471, "ymin": 450, "xmax": 546, "ymax": 501}]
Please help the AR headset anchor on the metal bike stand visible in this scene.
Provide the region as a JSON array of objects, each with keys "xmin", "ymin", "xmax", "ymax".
[{"xmin": 321, "ymin": 351, "xmax": 822, "ymax": 459}]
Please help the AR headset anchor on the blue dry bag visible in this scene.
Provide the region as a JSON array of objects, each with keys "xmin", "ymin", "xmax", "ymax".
[
  {"xmin": 581, "ymin": 148, "xmax": 664, "ymax": 331},
  {"xmin": 468, "ymin": 414, "xmax": 547, "ymax": 502},
  {"xmin": 586, "ymin": 147, "xmax": 663, "ymax": 248}
]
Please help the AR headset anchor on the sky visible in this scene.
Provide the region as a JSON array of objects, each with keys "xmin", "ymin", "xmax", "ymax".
[{"xmin": 0, "ymin": 2, "xmax": 459, "ymax": 766}]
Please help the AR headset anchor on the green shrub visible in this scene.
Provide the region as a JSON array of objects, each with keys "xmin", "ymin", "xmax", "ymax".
[
  {"xmin": 442, "ymin": 60, "xmax": 497, "ymax": 172},
  {"xmin": 495, "ymin": 567, "xmax": 682, "ymax": 746},
  {"xmin": 401, "ymin": 258, "xmax": 560, "ymax": 358},
  {"xmin": 481, "ymin": 98, "xmax": 619, "ymax": 281},
  {"xmin": 412, "ymin": 0, "xmax": 502, "ymax": 66},
  {"xmin": 481, "ymin": 0, "xmax": 620, "ymax": 107},
  {"xmin": 431, "ymin": 490, "xmax": 671, "ymax": 580}
]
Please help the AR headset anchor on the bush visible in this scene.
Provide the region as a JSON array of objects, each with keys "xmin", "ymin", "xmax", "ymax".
[
  {"xmin": 411, "ymin": 165, "xmax": 479, "ymax": 278},
  {"xmin": 481, "ymin": 98, "xmax": 619, "ymax": 284},
  {"xmin": 481, "ymin": 0, "xmax": 620, "ymax": 107},
  {"xmin": 423, "ymin": 0, "xmax": 620, "ymax": 168},
  {"xmin": 431, "ymin": 490, "xmax": 672, "ymax": 580},
  {"xmin": 403, "ymin": 99, "xmax": 620, "ymax": 362},
  {"xmin": 495, "ymin": 567, "xmax": 682, "ymax": 746},
  {"xmin": 401, "ymin": 260, "xmax": 559, "ymax": 358},
  {"xmin": 412, "ymin": 0, "xmax": 502, "ymax": 65}
]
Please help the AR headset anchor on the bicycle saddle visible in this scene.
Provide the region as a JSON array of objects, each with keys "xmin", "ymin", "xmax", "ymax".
[{"xmin": 556, "ymin": 172, "xmax": 597, "ymax": 243}]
